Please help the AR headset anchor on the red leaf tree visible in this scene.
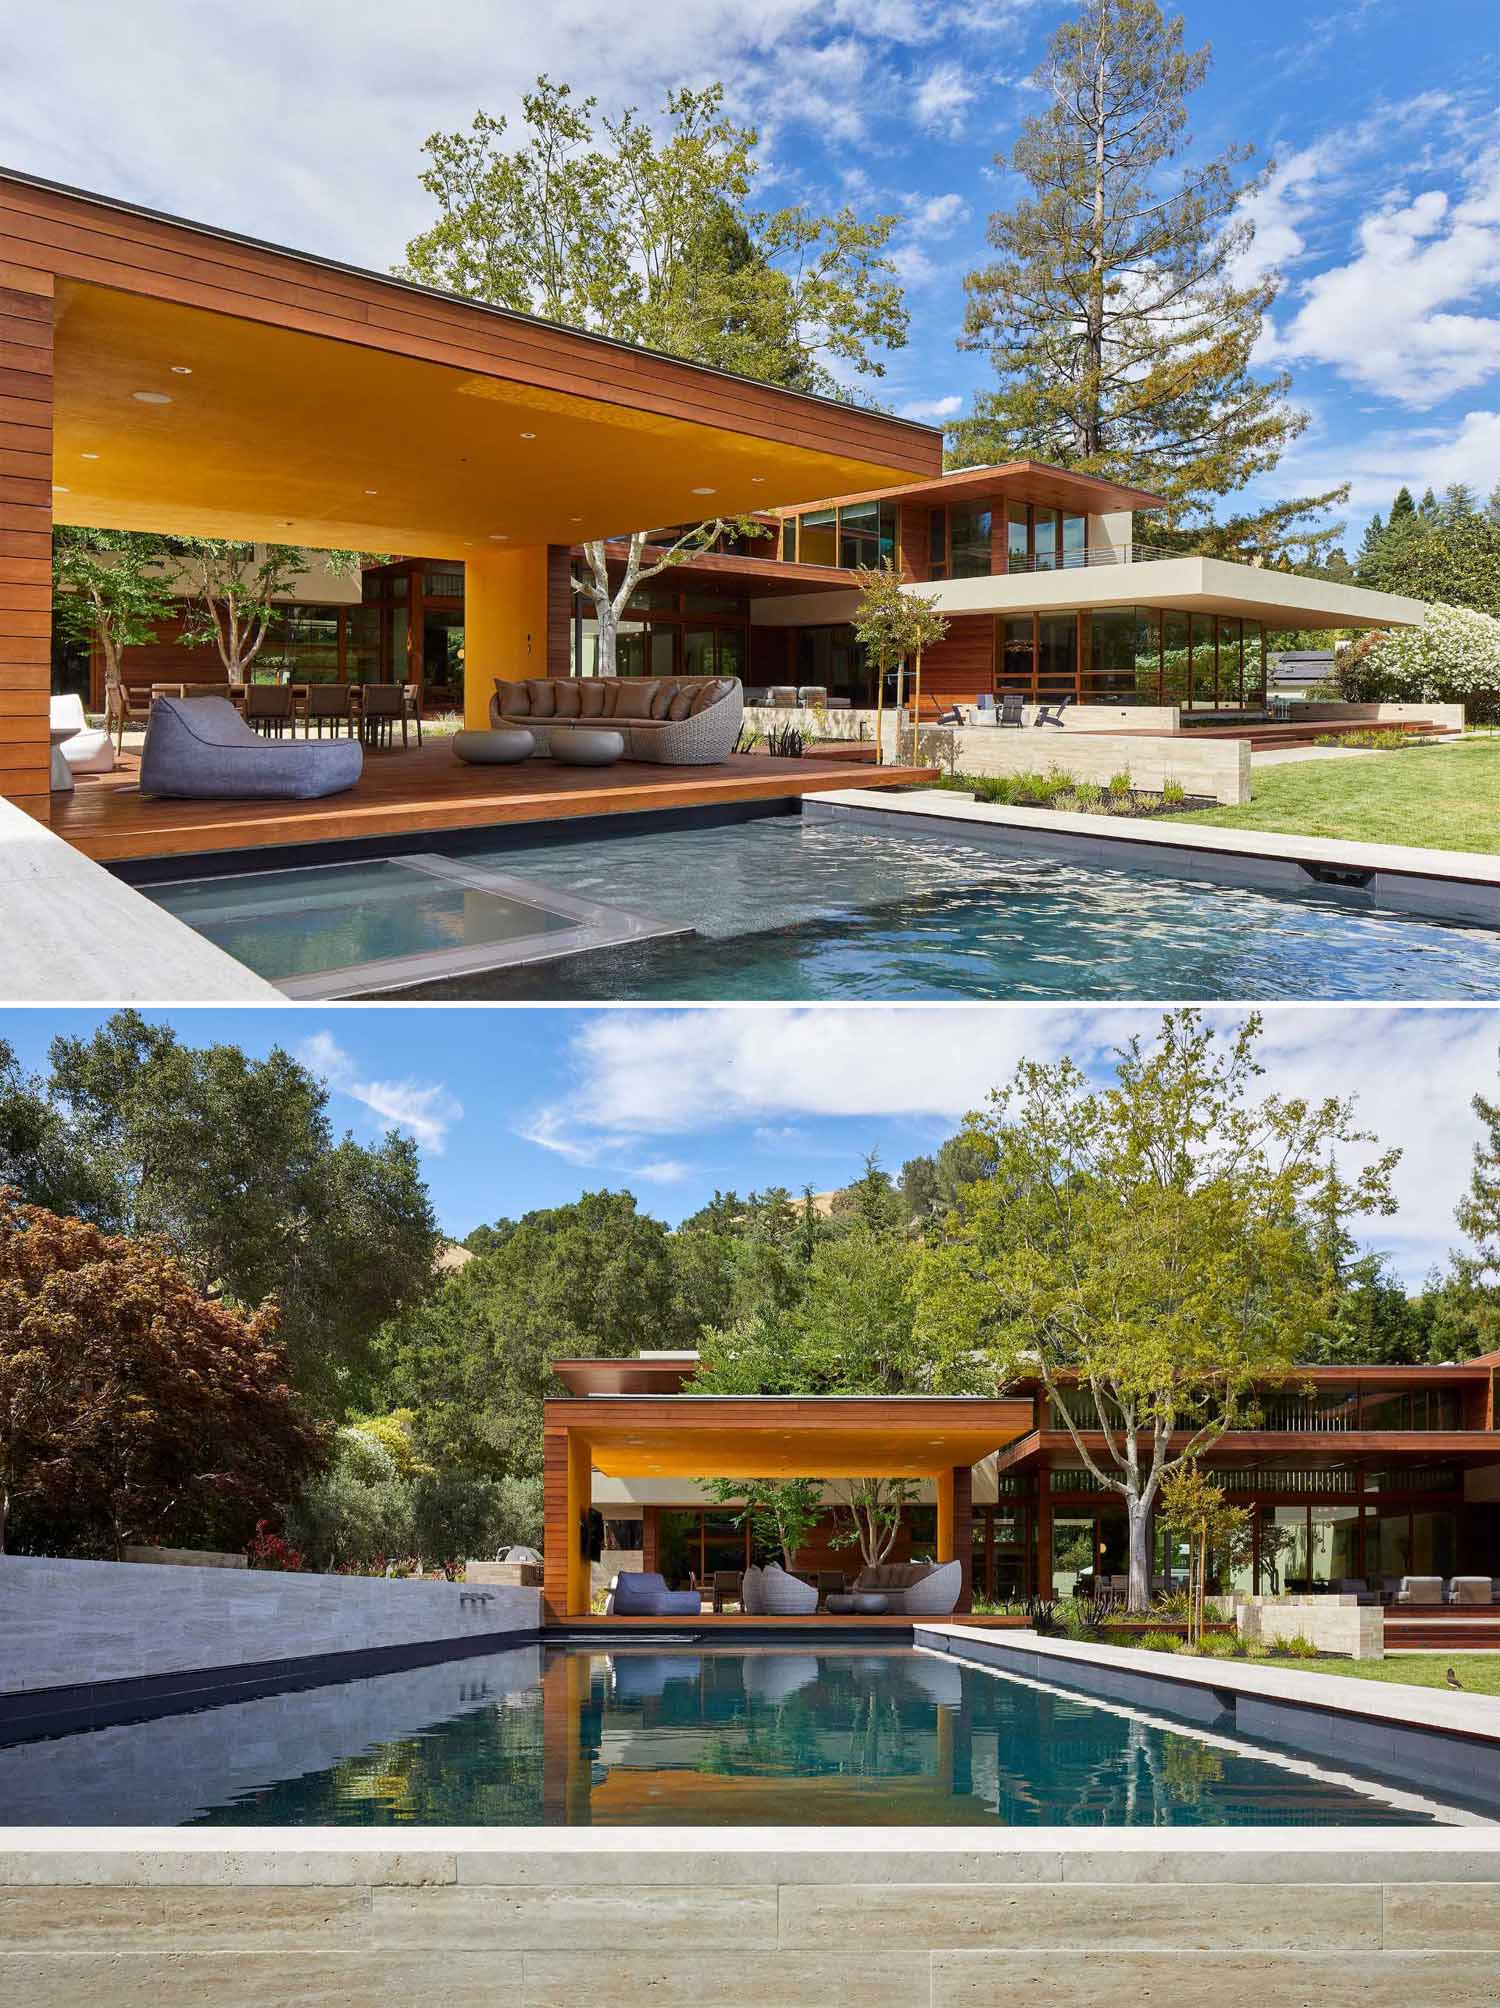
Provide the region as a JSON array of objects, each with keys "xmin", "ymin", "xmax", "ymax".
[{"xmin": 0, "ymin": 1191, "xmax": 326, "ymax": 1557}]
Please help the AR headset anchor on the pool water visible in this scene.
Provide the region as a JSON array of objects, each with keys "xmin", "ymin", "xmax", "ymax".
[
  {"xmin": 3, "ymin": 1646, "xmax": 1488, "ymax": 1827},
  {"xmin": 430, "ymin": 817, "xmax": 1500, "ymax": 1000}
]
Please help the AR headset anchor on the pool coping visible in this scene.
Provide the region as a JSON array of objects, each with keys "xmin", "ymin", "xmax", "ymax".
[{"xmin": 808, "ymin": 787, "xmax": 1500, "ymax": 927}]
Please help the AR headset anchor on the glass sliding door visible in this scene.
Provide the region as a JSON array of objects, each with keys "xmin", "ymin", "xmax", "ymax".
[
  {"xmin": 950, "ymin": 506, "xmax": 993, "ymax": 578},
  {"xmin": 1036, "ymin": 614, "xmax": 1078, "ymax": 701},
  {"xmin": 1161, "ymin": 610, "xmax": 1189, "ymax": 706},
  {"xmin": 1061, "ymin": 513, "xmax": 1087, "ymax": 568},
  {"xmin": 1243, "ymin": 620, "xmax": 1266, "ymax": 705},
  {"xmin": 1310, "ymin": 1505, "xmax": 1363, "ymax": 1588},
  {"xmin": 1007, "ymin": 504, "xmax": 1029, "ymax": 574},
  {"xmin": 1032, "ymin": 508, "xmax": 1059, "ymax": 571},
  {"xmin": 1190, "ymin": 613, "xmax": 1216, "ymax": 709},
  {"xmin": 1000, "ymin": 617, "xmax": 1034, "ymax": 698},
  {"xmin": 1052, "ymin": 1515, "xmax": 1095, "ymax": 1598}
]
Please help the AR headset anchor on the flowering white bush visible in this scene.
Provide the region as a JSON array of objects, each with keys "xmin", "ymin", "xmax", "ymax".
[{"xmin": 1337, "ymin": 602, "xmax": 1500, "ymax": 706}]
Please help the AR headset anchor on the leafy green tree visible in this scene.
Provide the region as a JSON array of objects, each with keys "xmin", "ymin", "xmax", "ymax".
[
  {"xmin": 1300, "ymin": 1158, "xmax": 1433, "ymax": 1365},
  {"xmin": 700, "ymin": 1477, "xmax": 823, "ymax": 1567},
  {"xmin": 402, "ymin": 76, "xmax": 907, "ymax": 675},
  {"xmin": 1444, "ymin": 1056, "xmax": 1500, "ymax": 1360},
  {"xmin": 850, "ymin": 563, "xmax": 949, "ymax": 757},
  {"xmin": 951, "ymin": 0, "xmax": 1344, "ymax": 557},
  {"xmin": 915, "ymin": 1012, "xmax": 1399, "ymax": 1611},
  {"xmin": 830, "ymin": 1151, "xmax": 907, "ymax": 1235},
  {"xmin": 30, "ymin": 1014, "xmax": 439, "ymax": 1415},
  {"xmin": 1356, "ymin": 505, "xmax": 1500, "ymax": 617},
  {"xmin": 51, "ymin": 526, "xmax": 176, "ymax": 731},
  {"xmin": 901, "ymin": 1133, "xmax": 994, "ymax": 1224},
  {"xmin": 0, "ymin": 1193, "xmax": 324, "ymax": 1557},
  {"xmin": 377, "ymin": 1190, "xmax": 690, "ymax": 1478},
  {"xmin": 174, "ymin": 541, "xmax": 361, "ymax": 686}
]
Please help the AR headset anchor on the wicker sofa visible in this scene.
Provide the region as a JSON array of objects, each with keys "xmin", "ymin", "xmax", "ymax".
[
  {"xmin": 490, "ymin": 674, "xmax": 742, "ymax": 765},
  {"xmin": 851, "ymin": 1561, "xmax": 963, "ymax": 1616}
]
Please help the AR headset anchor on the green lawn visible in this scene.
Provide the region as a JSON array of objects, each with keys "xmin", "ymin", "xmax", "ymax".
[
  {"xmin": 1265, "ymin": 1652, "xmax": 1500, "ymax": 1695},
  {"xmin": 1162, "ymin": 735, "xmax": 1500, "ymax": 854}
]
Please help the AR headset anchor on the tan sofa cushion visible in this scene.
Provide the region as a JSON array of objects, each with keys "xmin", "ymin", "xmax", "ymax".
[
  {"xmin": 667, "ymin": 687, "xmax": 696, "ymax": 720},
  {"xmin": 690, "ymin": 676, "xmax": 734, "ymax": 715},
  {"xmin": 578, "ymin": 681, "xmax": 609, "ymax": 718},
  {"xmin": 495, "ymin": 680, "xmax": 530, "ymax": 717},
  {"xmin": 649, "ymin": 679, "xmax": 680, "ymax": 720},
  {"xmin": 551, "ymin": 679, "xmax": 582, "ymax": 718},
  {"xmin": 526, "ymin": 678, "xmax": 557, "ymax": 718},
  {"xmin": 611, "ymin": 679, "xmax": 661, "ymax": 720}
]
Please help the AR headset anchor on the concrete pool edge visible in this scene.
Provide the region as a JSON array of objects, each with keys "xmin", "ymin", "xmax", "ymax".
[
  {"xmin": 809, "ymin": 787, "xmax": 1500, "ymax": 928},
  {"xmin": 4, "ymin": 1826, "xmax": 1500, "ymax": 2006}
]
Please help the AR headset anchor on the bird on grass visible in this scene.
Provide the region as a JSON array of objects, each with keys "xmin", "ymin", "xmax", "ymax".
[{"xmin": 1446, "ymin": 1666, "xmax": 1463, "ymax": 1690}]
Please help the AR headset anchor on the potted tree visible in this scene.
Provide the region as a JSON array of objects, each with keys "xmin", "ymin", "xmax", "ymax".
[{"xmin": 849, "ymin": 563, "xmax": 948, "ymax": 764}]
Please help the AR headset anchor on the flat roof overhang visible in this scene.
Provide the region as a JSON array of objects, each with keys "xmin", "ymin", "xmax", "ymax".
[
  {"xmin": 915, "ymin": 557, "xmax": 1427, "ymax": 631},
  {"xmin": 545, "ymin": 1394, "xmax": 1034, "ymax": 1479},
  {"xmin": 1, "ymin": 167, "xmax": 940, "ymax": 555},
  {"xmin": 997, "ymin": 1429, "xmax": 1500, "ymax": 1475},
  {"xmin": 780, "ymin": 459, "xmax": 1169, "ymax": 517}
]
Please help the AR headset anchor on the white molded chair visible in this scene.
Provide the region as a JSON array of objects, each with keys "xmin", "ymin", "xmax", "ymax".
[{"xmin": 51, "ymin": 693, "xmax": 115, "ymax": 776}]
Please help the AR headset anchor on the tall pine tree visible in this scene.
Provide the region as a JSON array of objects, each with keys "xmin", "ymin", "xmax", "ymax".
[{"xmin": 951, "ymin": 0, "xmax": 1344, "ymax": 558}]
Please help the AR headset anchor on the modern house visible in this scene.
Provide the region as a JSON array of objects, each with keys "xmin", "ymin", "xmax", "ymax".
[{"xmin": 546, "ymin": 1351, "xmax": 1500, "ymax": 1627}]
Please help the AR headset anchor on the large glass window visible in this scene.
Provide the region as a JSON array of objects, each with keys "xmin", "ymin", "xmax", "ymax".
[
  {"xmin": 1242, "ymin": 620, "xmax": 1266, "ymax": 704},
  {"xmin": 781, "ymin": 517, "xmax": 797, "ymax": 562},
  {"xmin": 949, "ymin": 506, "xmax": 993, "ymax": 579},
  {"xmin": 1052, "ymin": 1516, "xmax": 1095, "ymax": 1598},
  {"xmin": 1135, "ymin": 609, "xmax": 1162, "ymax": 704},
  {"xmin": 798, "ymin": 508, "xmax": 838, "ymax": 567},
  {"xmin": 929, "ymin": 508, "xmax": 948, "ymax": 579},
  {"xmin": 1219, "ymin": 617, "xmax": 1244, "ymax": 708},
  {"xmin": 1036, "ymin": 614, "xmax": 1078, "ymax": 698},
  {"xmin": 1062, "ymin": 513, "xmax": 1087, "ymax": 568},
  {"xmin": 1410, "ymin": 1511, "xmax": 1457, "ymax": 1577},
  {"xmin": 1269, "ymin": 1506, "xmax": 1311, "ymax": 1593},
  {"xmin": 1006, "ymin": 504, "xmax": 1029, "ymax": 575},
  {"xmin": 1190, "ymin": 613, "xmax": 1216, "ymax": 708},
  {"xmin": 1032, "ymin": 508, "xmax": 1059, "ymax": 571},
  {"xmin": 795, "ymin": 623, "xmax": 870, "ymax": 705},
  {"xmin": 1000, "ymin": 617, "xmax": 1034, "ymax": 696},
  {"xmin": 1087, "ymin": 608, "xmax": 1143, "ymax": 701},
  {"xmin": 837, "ymin": 500, "xmax": 896, "ymax": 568},
  {"xmin": 1309, "ymin": 1505, "xmax": 1363, "ymax": 1588},
  {"xmin": 1161, "ymin": 609, "xmax": 1190, "ymax": 706}
]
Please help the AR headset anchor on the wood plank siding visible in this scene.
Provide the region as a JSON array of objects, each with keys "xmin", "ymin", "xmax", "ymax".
[
  {"xmin": 0, "ymin": 272, "xmax": 52, "ymax": 823},
  {"xmin": 918, "ymin": 614, "xmax": 995, "ymax": 703}
]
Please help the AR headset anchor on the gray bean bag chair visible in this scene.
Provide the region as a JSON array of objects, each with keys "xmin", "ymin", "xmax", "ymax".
[
  {"xmin": 761, "ymin": 1564, "xmax": 819, "ymax": 1615},
  {"xmin": 140, "ymin": 696, "xmax": 363, "ymax": 800},
  {"xmin": 608, "ymin": 1571, "xmax": 702, "ymax": 1617}
]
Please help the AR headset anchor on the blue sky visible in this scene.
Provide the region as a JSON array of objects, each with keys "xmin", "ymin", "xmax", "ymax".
[
  {"xmin": 4, "ymin": 1, "xmax": 1496, "ymax": 552},
  {"xmin": 4, "ymin": 1005, "xmax": 1492, "ymax": 1285}
]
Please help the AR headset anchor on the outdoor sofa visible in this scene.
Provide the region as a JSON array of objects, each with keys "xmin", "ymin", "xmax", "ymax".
[
  {"xmin": 850, "ymin": 1560, "xmax": 963, "ymax": 1616},
  {"xmin": 605, "ymin": 1571, "xmax": 702, "ymax": 1618},
  {"xmin": 139, "ymin": 696, "xmax": 363, "ymax": 800},
  {"xmin": 490, "ymin": 673, "xmax": 742, "ymax": 764}
]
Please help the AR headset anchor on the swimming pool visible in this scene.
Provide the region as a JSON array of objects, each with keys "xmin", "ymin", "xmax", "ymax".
[
  {"xmin": 4, "ymin": 1645, "xmax": 1491, "ymax": 1827},
  {"xmin": 140, "ymin": 815, "xmax": 1500, "ymax": 1003}
]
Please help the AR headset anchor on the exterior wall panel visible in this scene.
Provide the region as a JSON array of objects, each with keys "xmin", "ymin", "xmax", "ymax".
[{"xmin": 0, "ymin": 273, "xmax": 51, "ymax": 822}]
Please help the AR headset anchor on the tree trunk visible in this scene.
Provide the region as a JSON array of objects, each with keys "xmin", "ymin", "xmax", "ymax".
[{"xmin": 1126, "ymin": 1491, "xmax": 1152, "ymax": 1614}]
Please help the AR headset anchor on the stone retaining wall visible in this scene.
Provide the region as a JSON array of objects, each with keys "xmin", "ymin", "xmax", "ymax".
[
  {"xmin": 939, "ymin": 725, "xmax": 1250, "ymax": 805},
  {"xmin": 2, "ymin": 1834, "xmax": 1498, "ymax": 2005},
  {"xmin": 0, "ymin": 1554, "xmax": 541, "ymax": 1698},
  {"xmin": 1238, "ymin": 1593, "xmax": 1384, "ymax": 1659}
]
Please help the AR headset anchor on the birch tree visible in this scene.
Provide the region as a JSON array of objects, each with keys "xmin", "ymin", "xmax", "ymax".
[
  {"xmin": 916, "ymin": 1011, "xmax": 1399, "ymax": 1612},
  {"xmin": 175, "ymin": 542, "xmax": 362, "ymax": 686}
]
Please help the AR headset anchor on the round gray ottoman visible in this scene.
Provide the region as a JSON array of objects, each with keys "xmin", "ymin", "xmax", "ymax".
[
  {"xmin": 550, "ymin": 723, "xmax": 624, "ymax": 767},
  {"xmin": 825, "ymin": 1592, "xmax": 889, "ymax": 1616},
  {"xmin": 453, "ymin": 728, "xmax": 535, "ymax": 765}
]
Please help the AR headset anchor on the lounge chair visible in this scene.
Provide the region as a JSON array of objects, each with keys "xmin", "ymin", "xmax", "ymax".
[
  {"xmin": 139, "ymin": 697, "xmax": 363, "ymax": 801},
  {"xmin": 999, "ymin": 693, "xmax": 1025, "ymax": 728},
  {"xmin": 740, "ymin": 1563, "xmax": 766, "ymax": 1615},
  {"xmin": 1395, "ymin": 1575, "xmax": 1444, "ymax": 1605},
  {"xmin": 760, "ymin": 1564, "xmax": 819, "ymax": 1615},
  {"xmin": 1448, "ymin": 1577, "xmax": 1494, "ymax": 1606},
  {"xmin": 50, "ymin": 693, "xmax": 114, "ymax": 776},
  {"xmin": 1033, "ymin": 694, "xmax": 1074, "ymax": 727},
  {"xmin": 1335, "ymin": 1578, "xmax": 1378, "ymax": 1606},
  {"xmin": 607, "ymin": 1570, "xmax": 702, "ymax": 1618}
]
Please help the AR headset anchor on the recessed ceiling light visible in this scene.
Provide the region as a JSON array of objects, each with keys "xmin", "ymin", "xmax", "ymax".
[
  {"xmin": 364, "ymin": 488, "xmax": 378, "ymax": 495},
  {"xmin": 570, "ymin": 515, "xmax": 583, "ymax": 522},
  {"xmin": 132, "ymin": 391, "xmax": 172, "ymax": 405},
  {"xmin": 489, "ymin": 532, "xmax": 509, "ymax": 541},
  {"xmin": 170, "ymin": 365, "xmax": 193, "ymax": 375},
  {"xmin": 519, "ymin": 431, "xmax": 536, "ymax": 440},
  {"xmin": 52, "ymin": 484, "xmax": 69, "ymax": 493},
  {"xmin": 750, "ymin": 476, "xmax": 766, "ymax": 484},
  {"xmin": 691, "ymin": 486, "xmax": 716, "ymax": 495},
  {"xmin": 81, "ymin": 452, "xmax": 100, "ymax": 461}
]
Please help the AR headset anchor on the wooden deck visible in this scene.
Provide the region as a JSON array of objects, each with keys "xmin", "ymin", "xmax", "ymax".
[{"xmin": 55, "ymin": 742, "xmax": 937, "ymax": 866}]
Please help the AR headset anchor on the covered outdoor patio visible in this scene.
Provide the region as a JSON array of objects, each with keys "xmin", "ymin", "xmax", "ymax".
[{"xmin": 542, "ymin": 1390, "xmax": 1034, "ymax": 1625}]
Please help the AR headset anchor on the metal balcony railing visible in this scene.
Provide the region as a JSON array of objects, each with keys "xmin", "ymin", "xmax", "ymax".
[{"xmin": 1000, "ymin": 542, "xmax": 1181, "ymax": 574}]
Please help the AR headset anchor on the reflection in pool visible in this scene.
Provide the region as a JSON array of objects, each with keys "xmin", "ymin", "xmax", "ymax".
[{"xmin": 2, "ymin": 1645, "xmax": 1489, "ymax": 1828}]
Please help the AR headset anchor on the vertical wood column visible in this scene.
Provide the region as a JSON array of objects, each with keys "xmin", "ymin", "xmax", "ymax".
[
  {"xmin": 935, "ymin": 1464, "xmax": 974, "ymax": 1612},
  {"xmin": 641, "ymin": 1505, "xmax": 660, "ymax": 1575},
  {"xmin": 0, "ymin": 271, "xmax": 54, "ymax": 824},
  {"xmin": 543, "ymin": 1424, "xmax": 592, "ymax": 1623}
]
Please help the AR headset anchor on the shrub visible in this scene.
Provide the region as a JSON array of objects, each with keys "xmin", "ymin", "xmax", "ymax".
[
  {"xmin": 1194, "ymin": 1632, "xmax": 1242, "ymax": 1659},
  {"xmin": 1160, "ymin": 778, "xmax": 1186, "ymax": 805},
  {"xmin": 1313, "ymin": 732, "xmax": 1340, "ymax": 746},
  {"xmin": 1108, "ymin": 769, "xmax": 1132, "ymax": 795},
  {"xmin": 1334, "ymin": 602, "xmax": 1500, "ymax": 709},
  {"xmin": 1139, "ymin": 1629, "xmax": 1183, "ymax": 1653},
  {"xmin": 1072, "ymin": 781, "xmax": 1104, "ymax": 809},
  {"xmin": 1055, "ymin": 1598, "xmax": 1112, "ymax": 1643},
  {"xmin": 1271, "ymin": 1631, "xmax": 1320, "ymax": 1659},
  {"xmin": 246, "ymin": 1520, "xmax": 304, "ymax": 1571},
  {"xmin": 334, "ymin": 1424, "xmax": 400, "ymax": 1486}
]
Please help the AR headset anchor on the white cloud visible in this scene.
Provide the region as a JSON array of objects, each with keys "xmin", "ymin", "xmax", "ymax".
[
  {"xmin": 899, "ymin": 393, "xmax": 963, "ymax": 420},
  {"xmin": 298, "ymin": 1030, "xmax": 463, "ymax": 1154},
  {"xmin": 519, "ymin": 1007, "xmax": 1495, "ymax": 1284},
  {"xmin": 1272, "ymin": 407, "xmax": 1500, "ymax": 515},
  {"xmin": 1266, "ymin": 147, "xmax": 1500, "ymax": 407},
  {"xmin": 909, "ymin": 191, "xmax": 969, "ymax": 235},
  {"xmin": 913, "ymin": 62, "xmax": 976, "ymax": 138}
]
